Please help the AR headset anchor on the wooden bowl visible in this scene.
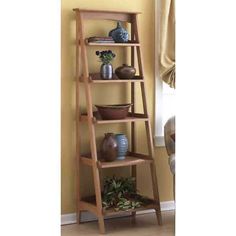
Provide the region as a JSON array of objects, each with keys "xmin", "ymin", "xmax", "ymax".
[{"xmin": 95, "ymin": 103, "xmax": 132, "ymax": 120}]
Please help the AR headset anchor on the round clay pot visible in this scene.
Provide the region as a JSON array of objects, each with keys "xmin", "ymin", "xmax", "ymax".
[
  {"xmin": 115, "ymin": 64, "xmax": 136, "ymax": 79},
  {"xmin": 95, "ymin": 103, "xmax": 132, "ymax": 120},
  {"xmin": 101, "ymin": 133, "xmax": 118, "ymax": 162}
]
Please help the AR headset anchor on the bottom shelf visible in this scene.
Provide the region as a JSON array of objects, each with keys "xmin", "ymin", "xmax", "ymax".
[{"xmin": 80, "ymin": 195, "xmax": 158, "ymax": 216}]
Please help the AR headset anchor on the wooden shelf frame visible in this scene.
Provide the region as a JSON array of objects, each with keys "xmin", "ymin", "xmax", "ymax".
[{"xmin": 73, "ymin": 8, "xmax": 162, "ymax": 234}]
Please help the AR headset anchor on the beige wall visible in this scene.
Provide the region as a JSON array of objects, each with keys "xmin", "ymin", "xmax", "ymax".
[{"xmin": 61, "ymin": 0, "xmax": 173, "ymax": 214}]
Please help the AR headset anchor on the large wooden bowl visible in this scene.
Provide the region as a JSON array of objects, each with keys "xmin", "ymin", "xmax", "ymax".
[{"xmin": 95, "ymin": 103, "xmax": 132, "ymax": 120}]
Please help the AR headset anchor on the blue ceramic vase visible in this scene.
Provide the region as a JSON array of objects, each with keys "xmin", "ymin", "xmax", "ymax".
[
  {"xmin": 109, "ymin": 22, "xmax": 129, "ymax": 43},
  {"xmin": 115, "ymin": 134, "xmax": 128, "ymax": 160}
]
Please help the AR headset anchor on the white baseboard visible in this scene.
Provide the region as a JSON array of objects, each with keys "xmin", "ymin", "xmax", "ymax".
[
  {"xmin": 61, "ymin": 201, "xmax": 175, "ymax": 225},
  {"xmin": 160, "ymin": 200, "xmax": 175, "ymax": 211},
  {"xmin": 154, "ymin": 135, "xmax": 165, "ymax": 147}
]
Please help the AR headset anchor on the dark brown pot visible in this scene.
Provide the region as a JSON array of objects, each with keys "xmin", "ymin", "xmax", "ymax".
[
  {"xmin": 95, "ymin": 104, "xmax": 132, "ymax": 120},
  {"xmin": 115, "ymin": 64, "xmax": 136, "ymax": 79},
  {"xmin": 101, "ymin": 133, "xmax": 118, "ymax": 162}
]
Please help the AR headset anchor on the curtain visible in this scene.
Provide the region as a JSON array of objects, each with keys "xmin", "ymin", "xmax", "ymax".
[{"xmin": 159, "ymin": 0, "xmax": 175, "ymax": 88}]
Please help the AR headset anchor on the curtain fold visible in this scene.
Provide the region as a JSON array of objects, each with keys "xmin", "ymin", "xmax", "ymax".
[{"xmin": 159, "ymin": 0, "xmax": 175, "ymax": 88}]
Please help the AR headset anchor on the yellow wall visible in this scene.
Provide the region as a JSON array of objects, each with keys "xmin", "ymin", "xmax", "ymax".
[{"xmin": 61, "ymin": 0, "xmax": 173, "ymax": 214}]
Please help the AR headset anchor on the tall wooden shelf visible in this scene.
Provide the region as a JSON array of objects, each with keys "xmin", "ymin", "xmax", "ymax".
[{"xmin": 73, "ymin": 9, "xmax": 162, "ymax": 234}]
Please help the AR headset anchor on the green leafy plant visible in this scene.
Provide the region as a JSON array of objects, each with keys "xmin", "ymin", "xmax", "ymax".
[
  {"xmin": 102, "ymin": 176, "xmax": 149, "ymax": 211},
  {"xmin": 96, "ymin": 50, "xmax": 116, "ymax": 64}
]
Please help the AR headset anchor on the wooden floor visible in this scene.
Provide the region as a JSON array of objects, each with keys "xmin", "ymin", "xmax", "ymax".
[{"xmin": 61, "ymin": 211, "xmax": 175, "ymax": 236}]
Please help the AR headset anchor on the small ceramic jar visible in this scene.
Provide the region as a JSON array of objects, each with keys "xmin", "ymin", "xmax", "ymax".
[
  {"xmin": 115, "ymin": 64, "xmax": 136, "ymax": 79},
  {"xmin": 101, "ymin": 133, "xmax": 118, "ymax": 162}
]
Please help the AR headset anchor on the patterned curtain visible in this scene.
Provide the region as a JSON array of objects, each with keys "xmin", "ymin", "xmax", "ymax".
[{"xmin": 160, "ymin": 0, "xmax": 175, "ymax": 88}]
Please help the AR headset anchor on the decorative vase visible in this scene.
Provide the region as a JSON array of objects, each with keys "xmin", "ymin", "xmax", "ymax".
[
  {"xmin": 115, "ymin": 134, "xmax": 128, "ymax": 160},
  {"xmin": 101, "ymin": 133, "xmax": 118, "ymax": 162},
  {"xmin": 115, "ymin": 64, "xmax": 136, "ymax": 79},
  {"xmin": 100, "ymin": 63, "xmax": 113, "ymax": 79},
  {"xmin": 109, "ymin": 22, "xmax": 129, "ymax": 43}
]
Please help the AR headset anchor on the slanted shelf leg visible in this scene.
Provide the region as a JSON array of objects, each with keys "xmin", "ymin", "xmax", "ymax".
[
  {"xmin": 92, "ymin": 164, "xmax": 106, "ymax": 234},
  {"xmin": 133, "ymin": 13, "xmax": 163, "ymax": 225},
  {"xmin": 150, "ymin": 162, "xmax": 162, "ymax": 225},
  {"xmin": 77, "ymin": 10, "xmax": 106, "ymax": 234},
  {"xmin": 131, "ymin": 165, "xmax": 137, "ymax": 221},
  {"xmin": 75, "ymin": 11, "xmax": 82, "ymax": 226},
  {"xmin": 98, "ymin": 214, "xmax": 105, "ymax": 234},
  {"xmin": 145, "ymin": 119, "xmax": 162, "ymax": 225},
  {"xmin": 131, "ymin": 17, "xmax": 137, "ymax": 221},
  {"xmin": 76, "ymin": 210, "xmax": 81, "ymax": 224}
]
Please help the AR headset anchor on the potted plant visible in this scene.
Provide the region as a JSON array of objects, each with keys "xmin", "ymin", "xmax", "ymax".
[
  {"xmin": 102, "ymin": 176, "xmax": 150, "ymax": 211},
  {"xmin": 96, "ymin": 50, "xmax": 116, "ymax": 79}
]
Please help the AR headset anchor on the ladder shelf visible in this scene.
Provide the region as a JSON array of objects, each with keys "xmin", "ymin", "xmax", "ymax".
[{"xmin": 73, "ymin": 8, "xmax": 162, "ymax": 234}]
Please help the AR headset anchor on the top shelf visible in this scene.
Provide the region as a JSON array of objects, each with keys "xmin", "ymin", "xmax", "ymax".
[
  {"xmin": 73, "ymin": 9, "xmax": 141, "ymax": 14},
  {"xmin": 85, "ymin": 39, "xmax": 140, "ymax": 47},
  {"xmin": 73, "ymin": 9, "xmax": 141, "ymax": 23}
]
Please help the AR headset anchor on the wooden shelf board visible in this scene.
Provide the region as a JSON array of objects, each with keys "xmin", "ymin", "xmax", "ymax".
[
  {"xmin": 80, "ymin": 113, "xmax": 148, "ymax": 124},
  {"xmin": 98, "ymin": 156, "xmax": 152, "ymax": 168},
  {"xmin": 80, "ymin": 152, "xmax": 152, "ymax": 169},
  {"xmin": 73, "ymin": 9, "xmax": 141, "ymax": 15},
  {"xmin": 80, "ymin": 196, "xmax": 157, "ymax": 217},
  {"xmin": 90, "ymin": 79, "xmax": 143, "ymax": 83},
  {"xmin": 73, "ymin": 9, "xmax": 140, "ymax": 23},
  {"xmin": 91, "ymin": 73, "xmax": 143, "ymax": 83},
  {"xmin": 96, "ymin": 116, "xmax": 148, "ymax": 124},
  {"xmin": 80, "ymin": 74, "xmax": 144, "ymax": 83},
  {"xmin": 85, "ymin": 39, "xmax": 140, "ymax": 47},
  {"xmin": 103, "ymin": 203, "xmax": 157, "ymax": 216}
]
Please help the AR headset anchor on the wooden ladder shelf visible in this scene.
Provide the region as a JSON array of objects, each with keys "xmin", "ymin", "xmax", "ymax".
[{"xmin": 73, "ymin": 9, "xmax": 162, "ymax": 234}]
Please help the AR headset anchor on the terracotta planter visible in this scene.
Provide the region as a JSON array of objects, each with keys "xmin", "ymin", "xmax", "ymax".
[{"xmin": 101, "ymin": 133, "xmax": 118, "ymax": 162}]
